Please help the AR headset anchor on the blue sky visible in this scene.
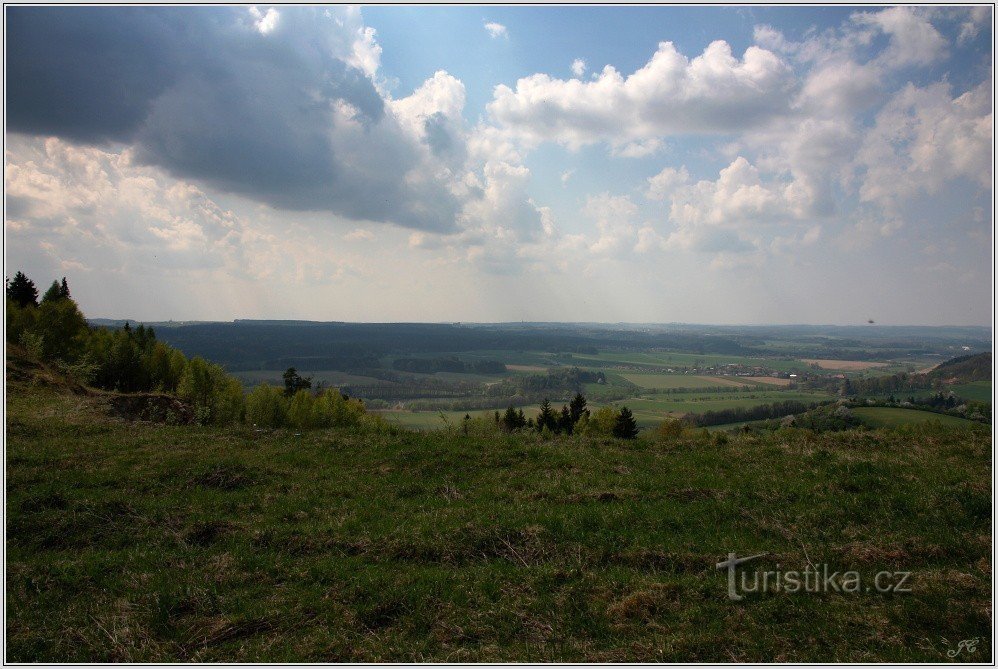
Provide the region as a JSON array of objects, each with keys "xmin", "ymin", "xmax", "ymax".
[{"xmin": 4, "ymin": 5, "xmax": 994, "ymax": 325}]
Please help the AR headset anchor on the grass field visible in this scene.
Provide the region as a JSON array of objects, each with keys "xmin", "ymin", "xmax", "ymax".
[
  {"xmin": 947, "ymin": 381, "xmax": 992, "ymax": 403},
  {"xmin": 619, "ymin": 373, "xmax": 754, "ymax": 390},
  {"xmin": 6, "ymin": 384, "xmax": 990, "ymax": 662},
  {"xmin": 852, "ymin": 407, "xmax": 978, "ymax": 428}
]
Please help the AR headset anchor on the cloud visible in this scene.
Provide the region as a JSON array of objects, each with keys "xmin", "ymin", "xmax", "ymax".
[
  {"xmin": 344, "ymin": 228, "xmax": 375, "ymax": 242},
  {"xmin": 249, "ymin": 6, "xmax": 279, "ymax": 34},
  {"xmin": 851, "ymin": 6, "xmax": 948, "ymax": 69},
  {"xmin": 5, "ymin": 6, "xmax": 465, "ymax": 232},
  {"xmin": 857, "ymin": 81, "xmax": 993, "ymax": 213},
  {"xmin": 571, "ymin": 58, "xmax": 586, "ymax": 77},
  {"xmin": 487, "ymin": 39, "xmax": 793, "ymax": 150},
  {"xmin": 484, "ymin": 21, "xmax": 508, "ymax": 39},
  {"xmin": 645, "ymin": 166, "xmax": 690, "ymax": 201}
]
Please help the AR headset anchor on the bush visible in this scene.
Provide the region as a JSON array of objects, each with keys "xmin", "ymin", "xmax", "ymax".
[
  {"xmin": 578, "ymin": 406, "xmax": 619, "ymax": 438},
  {"xmin": 177, "ymin": 357, "xmax": 245, "ymax": 425},
  {"xmin": 285, "ymin": 388, "xmax": 366, "ymax": 430},
  {"xmin": 246, "ymin": 384, "xmax": 288, "ymax": 428}
]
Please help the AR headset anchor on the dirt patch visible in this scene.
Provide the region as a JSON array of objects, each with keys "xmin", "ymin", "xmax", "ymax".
[
  {"xmin": 607, "ymin": 582, "xmax": 681, "ymax": 622},
  {"xmin": 744, "ymin": 376, "xmax": 793, "ymax": 386},
  {"xmin": 107, "ymin": 393, "xmax": 195, "ymax": 424},
  {"xmin": 6, "ymin": 346, "xmax": 87, "ymax": 394},
  {"xmin": 801, "ymin": 359, "xmax": 889, "ymax": 371}
]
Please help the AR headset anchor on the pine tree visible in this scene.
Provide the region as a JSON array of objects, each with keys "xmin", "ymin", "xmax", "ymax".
[
  {"xmin": 59, "ymin": 277, "xmax": 71, "ymax": 299},
  {"xmin": 536, "ymin": 398, "xmax": 557, "ymax": 433},
  {"xmin": 501, "ymin": 406, "xmax": 520, "ymax": 432},
  {"xmin": 569, "ymin": 393, "xmax": 589, "ymax": 424},
  {"xmin": 612, "ymin": 406, "xmax": 638, "ymax": 439},
  {"xmin": 558, "ymin": 405, "xmax": 573, "ymax": 434},
  {"xmin": 41, "ymin": 280, "xmax": 62, "ymax": 303},
  {"xmin": 6, "ymin": 271, "xmax": 38, "ymax": 308}
]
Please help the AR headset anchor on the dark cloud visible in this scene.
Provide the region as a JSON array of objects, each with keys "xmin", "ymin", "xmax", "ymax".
[{"xmin": 6, "ymin": 7, "xmax": 459, "ymax": 232}]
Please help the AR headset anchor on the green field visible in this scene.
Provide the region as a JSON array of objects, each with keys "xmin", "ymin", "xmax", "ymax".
[
  {"xmin": 948, "ymin": 381, "xmax": 993, "ymax": 403},
  {"xmin": 852, "ymin": 407, "xmax": 979, "ymax": 428},
  {"xmin": 6, "ymin": 383, "xmax": 991, "ymax": 662},
  {"xmin": 619, "ymin": 373, "xmax": 755, "ymax": 390}
]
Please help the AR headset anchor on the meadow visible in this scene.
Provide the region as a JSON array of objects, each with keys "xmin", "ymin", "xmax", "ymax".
[
  {"xmin": 6, "ymin": 383, "xmax": 990, "ymax": 662},
  {"xmin": 852, "ymin": 407, "xmax": 979, "ymax": 429}
]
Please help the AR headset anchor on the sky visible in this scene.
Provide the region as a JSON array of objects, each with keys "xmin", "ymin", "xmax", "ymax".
[{"xmin": 4, "ymin": 5, "xmax": 994, "ymax": 325}]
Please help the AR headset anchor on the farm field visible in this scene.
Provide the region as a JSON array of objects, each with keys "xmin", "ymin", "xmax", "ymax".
[
  {"xmin": 569, "ymin": 351, "xmax": 810, "ymax": 373},
  {"xmin": 852, "ymin": 407, "xmax": 978, "ymax": 428},
  {"xmin": 619, "ymin": 373, "xmax": 756, "ymax": 390},
  {"xmin": 802, "ymin": 359, "xmax": 890, "ymax": 371}
]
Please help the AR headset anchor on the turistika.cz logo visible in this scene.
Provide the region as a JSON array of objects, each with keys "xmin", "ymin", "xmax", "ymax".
[{"xmin": 716, "ymin": 552, "xmax": 913, "ymax": 601}]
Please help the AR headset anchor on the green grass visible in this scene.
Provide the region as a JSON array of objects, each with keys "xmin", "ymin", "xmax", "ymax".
[
  {"xmin": 852, "ymin": 407, "xmax": 978, "ymax": 428},
  {"xmin": 948, "ymin": 381, "xmax": 992, "ymax": 403},
  {"xmin": 6, "ymin": 385, "xmax": 991, "ymax": 662}
]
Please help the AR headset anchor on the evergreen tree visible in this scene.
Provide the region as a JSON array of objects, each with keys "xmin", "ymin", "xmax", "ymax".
[
  {"xmin": 569, "ymin": 393, "xmax": 589, "ymax": 424},
  {"xmin": 501, "ymin": 406, "xmax": 520, "ymax": 432},
  {"xmin": 6, "ymin": 271, "xmax": 38, "ymax": 308},
  {"xmin": 536, "ymin": 398, "xmax": 558, "ymax": 433},
  {"xmin": 59, "ymin": 277, "xmax": 71, "ymax": 299},
  {"xmin": 558, "ymin": 405, "xmax": 574, "ymax": 434},
  {"xmin": 41, "ymin": 280, "xmax": 62, "ymax": 304},
  {"xmin": 612, "ymin": 406, "xmax": 638, "ymax": 439}
]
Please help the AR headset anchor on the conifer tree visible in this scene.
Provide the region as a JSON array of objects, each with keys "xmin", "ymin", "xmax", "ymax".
[
  {"xmin": 612, "ymin": 406, "xmax": 638, "ymax": 439},
  {"xmin": 6, "ymin": 271, "xmax": 38, "ymax": 308},
  {"xmin": 536, "ymin": 398, "xmax": 557, "ymax": 433},
  {"xmin": 41, "ymin": 280, "xmax": 62, "ymax": 304},
  {"xmin": 569, "ymin": 393, "xmax": 589, "ymax": 424},
  {"xmin": 59, "ymin": 277, "xmax": 71, "ymax": 299}
]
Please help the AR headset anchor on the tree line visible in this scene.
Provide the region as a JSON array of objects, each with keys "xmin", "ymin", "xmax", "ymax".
[{"xmin": 491, "ymin": 393, "xmax": 638, "ymax": 439}]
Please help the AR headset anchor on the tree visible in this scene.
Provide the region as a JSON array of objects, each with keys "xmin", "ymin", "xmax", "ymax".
[
  {"xmin": 59, "ymin": 277, "xmax": 71, "ymax": 299},
  {"xmin": 41, "ymin": 280, "xmax": 62, "ymax": 304},
  {"xmin": 613, "ymin": 406, "xmax": 638, "ymax": 439},
  {"xmin": 282, "ymin": 367, "xmax": 312, "ymax": 397},
  {"xmin": 558, "ymin": 405, "xmax": 574, "ymax": 434},
  {"xmin": 501, "ymin": 406, "xmax": 520, "ymax": 432},
  {"xmin": 6, "ymin": 271, "xmax": 38, "ymax": 308},
  {"xmin": 536, "ymin": 398, "xmax": 558, "ymax": 433},
  {"xmin": 246, "ymin": 384, "xmax": 288, "ymax": 428},
  {"xmin": 569, "ymin": 393, "xmax": 590, "ymax": 424},
  {"xmin": 177, "ymin": 356, "xmax": 245, "ymax": 425},
  {"xmin": 33, "ymin": 297, "xmax": 88, "ymax": 361}
]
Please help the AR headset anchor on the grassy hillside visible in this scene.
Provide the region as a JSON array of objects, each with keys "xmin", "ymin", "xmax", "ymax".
[
  {"xmin": 6, "ymin": 379, "xmax": 991, "ymax": 662},
  {"xmin": 853, "ymin": 407, "xmax": 980, "ymax": 429}
]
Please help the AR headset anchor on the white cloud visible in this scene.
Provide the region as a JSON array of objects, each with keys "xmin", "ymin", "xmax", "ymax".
[
  {"xmin": 645, "ymin": 166, "xmax": 690, "ymax": 201},
  {"xmin": 851, "ymin": 6, "xmax": 948, "ymax": 69},
  {"xmin": 583, "ymin": 193, "xmax": 640, "ymax": 256},
  {"xmin": 571, "ymin": 58, "xmax": 586, "ymax": 77},
  {"xmin": 484, "ymin": 21, "xmax": 508, "ymax": 39},
  {"xmin": 611, "ymin": 138, "xmax": 664, "ymax": 158},
  {"xmin": 345, "ymin": 228, "xmax": 375, "ymax": 242},
  {"xmin": 560, "ymin": 170, "xmax": 574, "ymax": 185},
  {"xmin": 488, "ymin": 40, "xmax": 793, "ymax": 150},
  {"xmin": 249, "ymin": 6, "xmax": 280, "ymax": 35},
  {"xmin": 857, "ymin": 81, "xmax": 992, "ymax": 213}
]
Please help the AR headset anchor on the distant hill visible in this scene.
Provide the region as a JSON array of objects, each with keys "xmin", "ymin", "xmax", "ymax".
[{"xmin": 927, "ymin": 352, "xmax": 992, "ymax": 384}]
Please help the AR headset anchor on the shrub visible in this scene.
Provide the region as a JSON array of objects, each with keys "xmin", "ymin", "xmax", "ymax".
[
  {"xmin": 246, "ymin": 384, "xmax": 288, "ymax": 428},
  {"xmin": 177, "ymin": 357, "xmax": 245, "ymax": 425},
  {"xmin": 578, "ymin": 406, "xmax": 619, "ymax": 438}
]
